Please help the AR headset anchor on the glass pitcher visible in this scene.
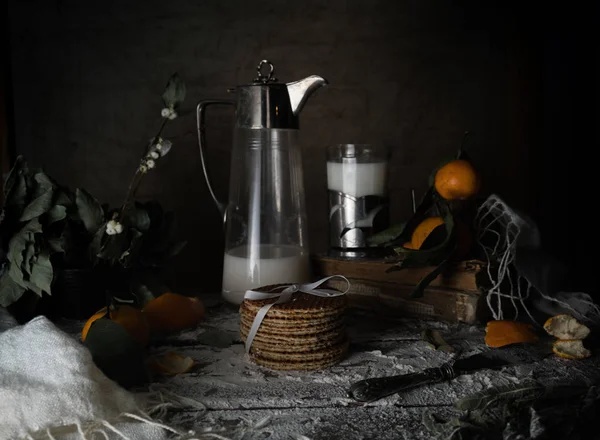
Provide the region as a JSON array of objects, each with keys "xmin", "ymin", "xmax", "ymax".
[{"xmin": 196, "ymin": 60, "xmax": 328, "ymax": 305}]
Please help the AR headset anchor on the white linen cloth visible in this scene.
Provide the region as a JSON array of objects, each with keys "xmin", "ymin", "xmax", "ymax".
[{"xmin": 0, "ymin": 311, "xmax": 187, "ymax": 440}]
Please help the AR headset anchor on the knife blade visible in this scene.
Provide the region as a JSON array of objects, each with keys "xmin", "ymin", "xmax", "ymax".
[{"xmin": 347, "ymin": 343, "xmax": 549, "ymax": 403}]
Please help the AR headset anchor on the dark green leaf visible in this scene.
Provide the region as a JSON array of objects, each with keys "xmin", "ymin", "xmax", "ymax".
[
  {"xmin": 7, "ymin": 233, "xmax": 29, "ymax": 273},
  {"xmin": 22, "ymin": 242, "xmax": 36, "ymax": 275},
  {"xmin": 7, "ymin": 241, "xmax": 51, "ymax": 297},
  {"xmin": 392, "ymin": 186, "xmax": 439, "ymax": 248},
  {"xmin": 8, "ymin": 246, "xmax": 53, "ymax": 296},
  {"xmin": 88, "ymin": 223, "xmax": 106, "ymax": 264},
  {"xmin": 7, "ymin": 220, "xmax": 42, "ymax": 273},
  {"xmin": 119, "ymin": 230, "xmax": 143, "ymax": 268},
  {"xmin": 83, "ymin": 317, "xmax": 150, "ymax": 388},
  {"xmin": 163, "ymin": 240, "xmax": 187, "ymax": 259},
  {"xmin": 366, "ymin": 222, "xmax": 407, "ymax": 246},
  {"xmin": 127, "ymin": 205, "xmax": 151, "ymax": 231},
  {"xmin": 456, "ymin": 381, "xmax": 546, "ymax": 411},
  {"xmin": 0, "ymin": 273, "xmax": 27, "ymax": 307},
  {"xmin": 47, "ymin": 205, "xmax": 67, "ymax": 224},
  {"xmin": 420, "ymin": 224, "xmax": 450, "ymax": 250},
  {"xmin": 47, "ymin": 237, "xmax": 65, "ymax": 253},
  {"xmin": 54, "ymin": 189, "xmax": 73, "ymax": 207},
  {"xmin": 76, "ymin": 188, "xmax": 105, "ymax": 234},
  {"xmin": 8, "ymin": 260, "xmax": 28, "ymax": 290},
  {"xmin": 33, "ymin": 172, "xmax": 54, "ymax": 197},
  {"xmin": 129, "ymin": 272, "xmax": 169, "ymax": 306},
  {"xmin": 391, "ymin": 203, "xmax": 456, "ymax": 268},
  {"xmin": 20, "ymin": 187, "xmax": 54, "ymax": 222},
  {"xmin": 131, "ymin": 282, "xmax": 156, "ymax": 306},
  {"xmin": 421, "ymin": 328, "xmax": 454, "ymax": 352},
  {"xmin": 29, "ymin": 251, "xmax": 53, "ymax": 295},
  {"xmin": 410, "ymin": 258, "xmax": 453, "ymax": 299},
  {"xmin": 161, "ymin": 73, "xmax": 186, "ymax": 109},
  {"xmin": 10, "ymin": 175, "xmax": 28, "ymax": 211},
  {"xmin": 421, "ymin": 410, "xmax": 446, "ymax": 435},
  {"xmin": 3, "ymin": 156, "xmax": 26, "ymax": 198}
]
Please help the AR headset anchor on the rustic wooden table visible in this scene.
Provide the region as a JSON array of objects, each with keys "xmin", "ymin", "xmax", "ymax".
[{"xmin": 62, "ymin": 294, "xmax": 600, "ymax": 439}]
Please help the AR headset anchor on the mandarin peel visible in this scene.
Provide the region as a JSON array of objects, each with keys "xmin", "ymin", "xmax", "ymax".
[{"xmin": 484, "ymin": 320, "xmax": 539, "ymax": 348}]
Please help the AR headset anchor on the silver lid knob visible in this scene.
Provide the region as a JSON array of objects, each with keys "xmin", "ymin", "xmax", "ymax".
[{"xmin": 253, "ymin": 60, "xmax": 278, "ymax": 84}]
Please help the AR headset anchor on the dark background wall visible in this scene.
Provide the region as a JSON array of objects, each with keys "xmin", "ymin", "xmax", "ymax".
[{"xmin": 5, "ymin": 0, "xmax": 598, "ymax": 295}]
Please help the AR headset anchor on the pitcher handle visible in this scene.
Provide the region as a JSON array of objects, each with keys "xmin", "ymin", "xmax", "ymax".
[{"xmin": 196, "ymin": 100, "xmax": 235, "ymax": 224}]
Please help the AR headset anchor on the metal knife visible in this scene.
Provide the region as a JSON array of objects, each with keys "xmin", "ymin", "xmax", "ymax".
[{"xmin": 347, "ymin": 344, "xmax": 550, "ymax": 403}]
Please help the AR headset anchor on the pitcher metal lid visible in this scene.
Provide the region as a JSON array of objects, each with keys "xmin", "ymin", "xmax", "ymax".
[{"xmin": 231, "ymin": 60, "xmax": 327, "ymax": 130}]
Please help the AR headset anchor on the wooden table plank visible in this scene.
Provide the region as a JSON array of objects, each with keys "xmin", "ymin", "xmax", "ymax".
[
  {"xmin": 164, "ymin": 406, "xmax": 463, "ymax": 440},
  {"xmin": 145, "ymin": 299, "xmax": 600, "ymax": 413}
]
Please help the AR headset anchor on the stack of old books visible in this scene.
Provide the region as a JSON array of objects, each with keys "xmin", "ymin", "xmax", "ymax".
[{"xmin": 311, "ymin": 254, "xmax": 490, "ymax": 324}]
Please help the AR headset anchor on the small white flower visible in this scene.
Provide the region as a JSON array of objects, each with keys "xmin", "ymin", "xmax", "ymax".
[
  {"xmin": 149, "ymin": 151, "xmax": 159, "ymax": 159},
  {"xmin": 168, "ymin": 110, "xmax": 177, "ymax": 120},
  {"xmin": 106, "ymin": 220, "xmax": 123, "ymax": 235},
  {"xmin": 139, "ymin": 164, "xmax": 148, "ymax": 173},
  {"xmin": 161, "ymin": 108, "xmax": 170, "ymax": 118},
  {"xmin": 146, "ymin": 159, "xmax": 156, "ymax": 169},
  {"xmin": 156, "ymin": 139, "xmax": 172, "ymax": 156}
]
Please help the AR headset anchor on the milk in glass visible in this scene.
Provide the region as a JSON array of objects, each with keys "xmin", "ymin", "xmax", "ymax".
[
  {"xmin": 326, "ymin": 144, "xmax": 389, "ymax": 249},
  {"xmin": 327, "ymin": 161, "xmax": 387, "ymax": 197}
]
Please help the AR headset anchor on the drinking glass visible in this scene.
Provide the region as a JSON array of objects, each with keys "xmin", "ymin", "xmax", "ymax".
[{"xmin": 327, "ymin": 144, "xmax": 390, "ymax": 251}]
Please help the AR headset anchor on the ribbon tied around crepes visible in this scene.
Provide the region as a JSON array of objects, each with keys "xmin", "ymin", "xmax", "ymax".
[{"xmin": 243, "ymin": 275, "xmax": 350, "ymax": 354}]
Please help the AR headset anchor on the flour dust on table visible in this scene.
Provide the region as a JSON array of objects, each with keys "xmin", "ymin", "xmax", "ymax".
[{"xmin": 139, "ymin": 298, "xmax": 600, "ymax": 440}]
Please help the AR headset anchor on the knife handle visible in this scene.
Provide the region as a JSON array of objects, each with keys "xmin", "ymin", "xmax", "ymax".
[{"xmin": 347, "ymin": 363, "xmax": 456, "ymax": 402}]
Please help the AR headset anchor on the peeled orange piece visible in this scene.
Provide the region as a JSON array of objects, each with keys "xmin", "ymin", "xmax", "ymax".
[
  {"xmin": 543, "ymin": 314, "xmax": 590, "ymax": 340},
  {"xmin": 485, "ymin": 320, "xmax": 539, "ymax": 348},
  {"xmin": 149, "ymin": 351, "xmax": 195, "ymax": 375},
  {"xmin": 143, "ymin": 292, "xmax": 206, "ymax": 334},
  {"xmin": 552, "ymin": 339, "xmax": 591, "ymax": 360},
  {"xmin": 411, "ymin": 216, "xmax": 445, "ymax": 250}
]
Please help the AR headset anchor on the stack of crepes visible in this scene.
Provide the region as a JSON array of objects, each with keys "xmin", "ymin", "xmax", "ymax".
[{"xmin": 240, "ymin": 278, "xmax": 350, "ymax": 371}]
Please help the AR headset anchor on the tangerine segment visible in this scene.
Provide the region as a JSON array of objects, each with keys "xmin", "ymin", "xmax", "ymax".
[
  {"xmin": 485, "ymin": 320, "xmax": 539, "ymax": 348},
  {"xmin": 149, "ymin": 351, "xmax": 195, "ymax": 375},
  {"xmin": 411, "ymin": 217, "xmax": 445, "ymax": 250},
  {"xmin": 434, "ymin": 159, "xmax": 480, "ymax": 201},
  {"xmin": 143, "ymin": 293, "xmax": 206, "ymax": 334},
  {"xmin": 552, "ymin": 339, "xmax": 591, "ymax": 360}
]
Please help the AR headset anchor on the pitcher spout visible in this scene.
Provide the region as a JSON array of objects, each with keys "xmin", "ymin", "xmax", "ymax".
[{"xmin": 287, "ymin": 75, "xmax": 328, "ymax": 116}]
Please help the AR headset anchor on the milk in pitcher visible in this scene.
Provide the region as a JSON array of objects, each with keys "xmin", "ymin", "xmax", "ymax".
[{"xmin": 221, "ymin": 244, "xmax": 311, "ymax": 305}]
